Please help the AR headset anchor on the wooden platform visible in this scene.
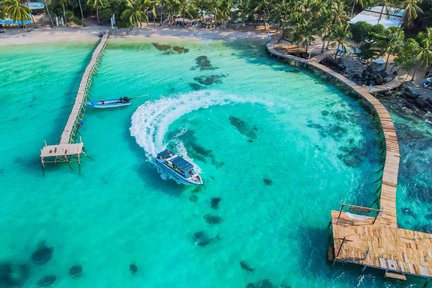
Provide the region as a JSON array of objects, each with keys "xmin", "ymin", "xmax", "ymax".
[
  {"xmin": 331, "ymin": 211, "xmax": 432, "ymax": 279},
  {"xmin": 40, "ymin": 32, "xmax": 109, "ymax": 167}
]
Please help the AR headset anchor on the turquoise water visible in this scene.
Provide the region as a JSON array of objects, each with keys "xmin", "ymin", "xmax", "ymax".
[
  {"xmin": 377, "ymin": 95, "xmax": 432, "ymax": 234},
  {"xmin": 0, "ymin": 38, "xmax": 426, "ymax": 287}
]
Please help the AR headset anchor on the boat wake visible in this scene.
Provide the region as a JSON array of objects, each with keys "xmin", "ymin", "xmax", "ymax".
[{"xmin": 130, "ymin": 90, "xmax": 263, "ymax": 181}]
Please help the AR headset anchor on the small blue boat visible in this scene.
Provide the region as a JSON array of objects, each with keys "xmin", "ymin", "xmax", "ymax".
[
  {"xmin": 155, "ymin": 150, "xmax": 203, "ymax": 185},
  {"xmin": 87, "ymin": 97, "xmax": 132, "ymax": 109}
]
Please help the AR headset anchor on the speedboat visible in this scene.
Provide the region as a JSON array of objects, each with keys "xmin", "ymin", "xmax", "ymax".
[
  {"xmin": 87, "ymin": 97, "xmax": 132, "ymax": 109},
  {"xmin": 155, "ymin": 150, "xmax": 203, "ymax": 185}
]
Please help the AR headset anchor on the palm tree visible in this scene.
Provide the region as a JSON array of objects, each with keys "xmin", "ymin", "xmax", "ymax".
[
  {"xmin": 178, "ymin": 0, "xmax": 194, "ymax": 26},
  {"xmin": 122, "ymin": 0, "xmax": 147, "ymax": 28},
  {"xmin": 77, "ymin": 0, "xmax": 85, "ymax": 26},
  {"xmin": 270, "ymin": 0, "xmax": 294, "ymax": 38},
  {"xmin": 235, "ymin": 0, "xmax": 253, "ymax": 26},
  {"xmin": 402, "ymin": 0, "xmax": 423, "ymax": 28},
  {"xmin": 395, "ymin": 38, "xmax": 420, "ymax": 80},
  {"xmin": 251, "ymin": 0, "xmax": 272, "ymax": 29},
  {"xmin": 330, "ymin": 22, "xmax": 352, "ymax": 59},
  {"xmin": 57, "ymin": 0, "xmax": 69, "ymax": 25},
  {"xmin": 293, "ymin": 18, "xmax": 315, "ymax": 54},
  {"xmin": 349, "ymin": 0, "xmax": 375, "ymax": 15},
  {"xmin": 88, "ymin": 0, "xmax": 105, "ymax": 24},
  {"xmin": 4, "ymin": 0, "xmax": 31, "ymax": 31},
  {"xmin": 417, "ymin": 30, "xmax": 432, "ymax": 72},
  {"xmin": 383, "ymin": 26, "xmax": 404, "ymax": 70},
  {"xmin": 44, "ymin": 0, "xmax": 55, "ymax": 27},
  {"xmin": 377, "ymin": 0, "xmax": 394, "ymax": 25}
]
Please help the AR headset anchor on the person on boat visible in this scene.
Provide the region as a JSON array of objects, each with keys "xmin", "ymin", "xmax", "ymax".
[
  {"xmin": 101, "ymin": 100, "xmax": 105, "ymax": 104},
  {"xmin": 122, "ymin": 96, "xmax": 129, "ymax": 102}
]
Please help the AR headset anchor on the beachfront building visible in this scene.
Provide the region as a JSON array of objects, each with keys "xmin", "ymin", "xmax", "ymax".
[{"xmin": 349, "ymin": 6, "xmax": 405, "ymax": 28}]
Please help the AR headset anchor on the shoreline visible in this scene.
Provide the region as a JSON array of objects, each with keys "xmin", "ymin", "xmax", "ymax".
[{"xmin": 0, "ymin": 25, "xmax": 268, "ymax": 46}]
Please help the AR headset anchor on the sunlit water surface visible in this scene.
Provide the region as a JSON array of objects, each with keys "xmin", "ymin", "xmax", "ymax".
[{"xmin": 0, "ymin": 37, "xmax": 429, "ymax": 287}]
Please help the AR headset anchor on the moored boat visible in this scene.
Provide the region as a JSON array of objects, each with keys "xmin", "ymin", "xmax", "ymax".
[
  {"xmin": 87, "ymin": 97, "xmax": 132, "ymax": 108},
  {"xmin": 155, "ymin": 150, "xmax": 203, "ymax": 185}
]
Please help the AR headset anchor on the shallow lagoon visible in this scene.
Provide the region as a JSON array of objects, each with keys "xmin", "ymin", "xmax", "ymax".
[{"xmin": 0, "ymin": 37, "xmax": 428, "ymax": 287}]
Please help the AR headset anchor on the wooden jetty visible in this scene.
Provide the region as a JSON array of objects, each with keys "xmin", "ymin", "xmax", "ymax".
[
  {"xmin": 40, "ymin": 32, "xmax": 109, "ymax": 168},
  {"xmin": 267, "ymin": 40, "xmax": 432, "ymax": 283}
]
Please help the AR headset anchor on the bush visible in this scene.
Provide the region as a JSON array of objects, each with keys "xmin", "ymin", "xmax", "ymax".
[
  {"xmin": 350, "ymin": 21, "xmax": 372, "ymax": 43},
  {"xmin": 99, "ymin": 8, "xmax": 114, "ymax": 23}
]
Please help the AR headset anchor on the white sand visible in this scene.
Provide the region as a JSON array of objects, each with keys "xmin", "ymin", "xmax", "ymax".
[{"xmin": 0, "ymin": 25, "xmax": 267, "ymax": 46}]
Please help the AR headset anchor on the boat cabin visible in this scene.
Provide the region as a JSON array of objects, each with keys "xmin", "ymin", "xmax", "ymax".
[{"xmin": 157, "ymin": 150, "xmax": 195, "ymax": 177}]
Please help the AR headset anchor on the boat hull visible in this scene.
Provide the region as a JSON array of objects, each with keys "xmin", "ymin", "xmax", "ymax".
[
  {"xmin": 155, "ymin": 159, "xmax": 203, "ymax": 185},
  {"xmin": 87, "ymin": 100, "xmax": 132, "ymax": 109}
]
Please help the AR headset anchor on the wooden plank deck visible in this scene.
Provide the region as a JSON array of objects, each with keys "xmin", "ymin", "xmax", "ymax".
[
  {"xmin": 331, "ymin": 211, "xmax": 432, "ymax": 279},
  {"xmin": 40, "ymin": 32, "xmax": 109, "ymax": 167},
  {"xmin": 267, "ymin": 39, "xmax": 432, "ymax": 281}
]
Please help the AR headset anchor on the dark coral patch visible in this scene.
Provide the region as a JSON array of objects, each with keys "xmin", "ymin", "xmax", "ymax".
[
  {"xmin": 173, "ymin": 46, "xmax": 189, "ymax": 53},
  {"xmin": 36, "ymin": 275, "xmax": 57, "ymax": 287},
  {"xmin": 0, "ymin": 263, "xmax": 30, "ymax": 286},
  {"xmin": 189, "ymin": 194, "xmax": 198, "ymax": 202},
  {"xmin": 195, "ymin": 56, "xmax": 214, "ymax": 70},
  {"xmin": 152, "ymin": 43, "xmax": 171, "ymax": 51},
  {"xmin": 189, "ymin": 83, "xmax": 202, "ymax": 90},
  {"xmin": 204, "ymin": 214, "xmax": 222, "ymax": 224},
  {"xmin": 211, "ymin": 197, "xmax": 221, "ymax": 209},
  {"xmin": 31, "ymin": 243, "xmax": 53, "ymax": 265},
  {"xmin": 69, "ymin": 265, "xmax": 83, "ymax": 278},
  {"xmin": 129, "ymin": 264, "xmax": 138, "ymax": 274},
  {"xmin": 263, "ymin": 178, "xmax": 272, "ymax": 186},
  {"xmin": 193, "ymin": 75, "xmax": 225, "ymax": 86},
  {"xmin": 229, "ymin": 116, "xmax": 257, "ymax": 139}
]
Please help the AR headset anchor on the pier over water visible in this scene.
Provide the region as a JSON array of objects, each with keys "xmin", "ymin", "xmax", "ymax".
[
  {"xmin": 40, "ymin": 32, "xmax": 109, "ymax": 168},
  {"xmin": 267, "ymin": 40, "xmax": 432, "ymax": 283}
]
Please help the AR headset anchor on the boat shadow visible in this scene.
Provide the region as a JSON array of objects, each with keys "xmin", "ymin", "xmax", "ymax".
[{"xmin": 124, "ymin": 128, "xmax": 184, "ymax": 196}]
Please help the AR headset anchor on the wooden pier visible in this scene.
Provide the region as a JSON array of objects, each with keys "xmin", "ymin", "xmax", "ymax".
[
  {"xmin": 40, "ymin": 32, "xmax": 109, "ymax": 168},
  {"xmin": 267, "ymin": 40, "xmax": 432, "ymax": 283}
]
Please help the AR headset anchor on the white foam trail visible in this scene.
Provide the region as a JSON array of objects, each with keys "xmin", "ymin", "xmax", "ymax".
[{"xmin": 130, "ymin": 90, "xmax": 263, "ymax": 163}]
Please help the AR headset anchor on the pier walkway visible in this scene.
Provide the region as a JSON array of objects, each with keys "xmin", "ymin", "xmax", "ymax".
[
  {"xmin": 40, "ymin": 32, "xmax": 109, "ymax": 168},
  {"xmin": 267, "ymin": 40, "xmax": 432, "ymax": 283}
]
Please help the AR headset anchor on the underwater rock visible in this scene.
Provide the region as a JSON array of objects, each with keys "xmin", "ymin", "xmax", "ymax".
[
  {"xmin": 425, "ymin": 214, "xmax": 432, "ymax": 220},
  {"xmin": 189, "ymin": 83, "xmax": 202, "ymax": 90},
  {"xmin": 246, "ymin": 279, "xmax": 275, "ymax": 288},
  {"xmin": 173, "ymin": 46, "xmax": 189, "ymax": 53},
  {"xmin": 337, "ymin": 146, "xmax": 366, "ymax": 167},
  {"xmin": 204, "ymin": 214, "xmax": 222, "ymax": 224},
  {"xmin": 321, "ymin": 110, "xmax": 329, "ymax": 116},
  {"xmin": 193, "ymin": 231, "xmax": 219, "ymax": 246},
  {"xmin": 0, "ymin": 263, "xmax": 30, "ymax": 286},
  {"xmin": 263, "ymin": 178, "xmax": 272, "ymax": 186},
  {"xmin": 189, "ymin": 195, "xmax": 198, "ymax": 202},
  {"xmin": 290, "ymin": 69, "xmax": 300, "ymax": 73},
  {"xmin": 195, "ymin": 56, "xmax": 214, "ymax": 70},
  {"xmin": 152, "ymin": 43, "xmax": 171, "ymax": 51},
  {"xmin": 193, "ymin": 75, "xmax": 225, "ymax": 86},
  {"xmin": 69, "ymin": 265, "xmax": 83, "ymax": 278},
  {"xmin": 129, "ymin": 264, "xmax": 138, "ymax": 274},
  {"xmin": 36, "ymin": 275, "xmax": 57, "ymax": 287},
  {"xmin": 211, "ymin": 197, "xmax": 221, "ymax": 209},
  {"xmin": 240, "ymin": 261, "xmax": 254, "ymax": 272},
  {"xmin": 31, "ymin": 243, "xmax": 53, "ymax": 265},
  {"xmin": 229, "ymin": 116, "xmax": 257, "ymax": 140}
]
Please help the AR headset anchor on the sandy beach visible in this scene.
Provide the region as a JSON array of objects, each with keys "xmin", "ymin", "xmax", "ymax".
[{"xmin": 0, "ymin": 25, "xmax": 269, "ymax": 46}]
